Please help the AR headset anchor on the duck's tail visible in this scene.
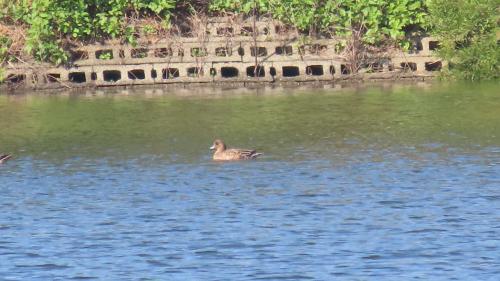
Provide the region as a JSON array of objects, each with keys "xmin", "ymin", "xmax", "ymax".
[
  {"xmin": 251, "ymin": 152, "xmax": 263, "ymax": 159},
  {"xmin": 0, "ymin": 154, "xmax": 12, "ymax": 163}
]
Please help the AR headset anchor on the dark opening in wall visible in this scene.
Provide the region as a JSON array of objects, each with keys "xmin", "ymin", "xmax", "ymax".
[
  {"xmin": 103, "ymin": 70, "xmax": 121, "ymax": 82},
  {"xmin": 215, "ymin": 47, "xmax": 232, "ymax": 57},
  {"xmin": 96, "ymin": 49, "xmax": 113, "ymax": 60},
  {"xmin": 269, "ymin": 67, "xmax": 277, "ymax": 76},
  {"xmin": 282, "ymin": 66, "xmax": 299, "ymax": 77},
  {"xmin": 425, "ymin": 61, "xmax": 442, "ymax": 71},
  {"xmin": 71, "ymin": 50, "xmax": 88, "ymax": 61},
  {"xmin": 400, "ymin": 62, "xmax": 417, "ymax": 72},
  {"xmin": 128, "ymin": 69, "xmax": 145, "ymax": 80},
  {"xmin": 179, "ymin": 26, "xmax": 192, "ymax": 37},
  {"xmin": 69, "ymin": 72, "xmax": 86, "ymax": 83},
  {"xmin": 151, "ymin": 69, "xmax": 157, "ymax": 79},
  {"xmin": 237, "ymin": 47, "xmax": 245, "ymax": 56},
  {"xmin": 178, "ymin": 49, "xmax": 184, "ymax": 57},
  {"xmin": 309, "ymin": 44, "xmax": 327, "ymax": 55},
  {"xmin": 306, "ymin": 65, "xmax": 324, "ymax": 76},
  {"xmin": 220, "ymin": 67, "xmax": 239, "ymax": 78},
  {"xmin": 154, "ymin": 48, "xmax": 173, "ymax": 58},
  {"xmin": 371, "ymin": 63, "xmax": 384, "ymax": 72},
  {"xmin": 91, "ymin": 72, "xmax": 97, "ymax": 81},
  {"xmin": 341, "ymin": 64, "xmax": 351, "ymax": 75},
  {"xmin": 429, "ymin": 41, "xmax": 440, "ymax": 51},
  {"xmin": 359, "ymin": 63, "xmax": 370, "ymax": 72},
  {"xmin": 46, "ymin": 73, "xmax": 60, "ymax": 83},
  {"xmin": 240, "ymin": 26, "xmax": 254, "ymax": 36},
  {"xmin": 246, "ymin": 66, "xmax": 265, "ymax": 77},
  {"xmin": 262, "ymin": 27, "xmax": 269, "ymax": 35},
  {"xmin": 411, "ymin": 41, "xmax": 423, "ymax": 54},
  {"xmin": 6, "ymin": 74, "xmax": 25, "ymax": 84},
  {"xmin": 187, "ymin": 67, "xmax": 203, "ymax": 77},
  {"xmin": 191, "ymin": 47, "xmax": 207, "ymax": 57},
  {"xmin": 409, "ymin": 41, "xmax": 424, "ymax": 54},
  {"xmin": 131, "ymin": 48, "xmax": 148, "ymax": 58},
  {"xmin": 250, "ymin": 47, "xmax": 267, "ymax": 57},
  {"xmin": 329, "ymin": 66, "xmax": 336, "ymax": 75},
  {"xmin": 416, "ymin": 41, "xmax": 423, "ymax": 51},
  {"xmin": 275, "ymin": 46, "xmax": 293, "ymax": 56},
  {"xmin": 162, "ymin": 68, "xmax": 179, "ymax": 79},
  {"xmin": 217, "ymin": 27, "xmax": 234, "ymax": 36},
  {"xmin": 119, "ymin": 49, "xmax": 125, "ymax": 58}
]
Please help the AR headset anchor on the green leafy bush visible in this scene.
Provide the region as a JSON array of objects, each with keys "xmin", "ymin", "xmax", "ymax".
[
  {"xmin": 210, "ymin": 0, "xmax": 427, "ymax": 46},
  {"xmin": 2, "ymin": 0, "xmax": 177, "ymax": 64},
  {"xmin": 427, "ymin": 0, "xmax": 499, "ymax": 80}
]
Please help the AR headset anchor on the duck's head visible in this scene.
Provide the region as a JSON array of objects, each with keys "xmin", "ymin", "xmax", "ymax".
[{"xmin": 210, "ymin": 139, "xmax": 226, "ymax": 152}]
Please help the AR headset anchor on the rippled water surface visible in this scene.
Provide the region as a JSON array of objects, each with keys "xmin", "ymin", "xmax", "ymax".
[{"xmin": 1, "ymin": 82, "xmax": 499, "ymax": 280}]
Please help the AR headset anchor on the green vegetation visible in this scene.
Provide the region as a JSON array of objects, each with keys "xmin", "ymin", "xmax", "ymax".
[
  {"xmin": 210, "ymin": 0, "xmax": 427, "ymax": 46},
  {"xmin": 210, "ymin": 0, "xmax": 428, "ymax": 73},
  {"xmin": 0, "ymin": 0, "xmax": 176, "ymax": 64},
  {"xmin": 0, "ymin": 0, "xmax": 498, "ymax": 80},
  {"xmin": 427, "ymin": 0, "xmax": 499, "ymax": 81}
]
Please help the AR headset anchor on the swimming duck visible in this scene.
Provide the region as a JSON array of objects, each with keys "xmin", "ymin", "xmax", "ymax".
[
  {"xmin": 0, "ymin": 154, "xmax": 12, "ymax": 164},
  {"xmin": 210, "ymin": 139, "xmax": 262, "ymax": 161}
]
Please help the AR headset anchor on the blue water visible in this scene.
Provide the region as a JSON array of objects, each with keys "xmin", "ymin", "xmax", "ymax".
[{"xmin": 1, "ymin": 83, "xmax": 499, "ymax": 280}]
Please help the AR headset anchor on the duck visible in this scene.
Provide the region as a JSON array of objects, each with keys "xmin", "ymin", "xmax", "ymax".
[
  {"xmin": 210, "ymin": 139, "xmax": 262, "ymax": 161},
  {"xmin": 0, "ymin": 154, "xmax": 12, "ymax": 164}
]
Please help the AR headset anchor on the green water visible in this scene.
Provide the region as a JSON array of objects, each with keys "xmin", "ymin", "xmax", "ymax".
[{"xmin": 1, "ymin": 82, "xmax": 499, "ymax": 161}]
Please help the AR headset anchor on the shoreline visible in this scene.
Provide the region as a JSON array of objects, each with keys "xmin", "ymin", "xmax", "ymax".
[
  {"xmin": 1, "ymin": 73, "xmax": 436, "ymax": 94},
  {"xmin": 1, "ymin": 78, "xmax": 439, "ymax": 97}
]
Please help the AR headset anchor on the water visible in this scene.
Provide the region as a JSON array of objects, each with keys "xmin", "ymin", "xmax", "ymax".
[{"xmin": 1, "ymin": 82, "xmax": 499, "ymax": 280}]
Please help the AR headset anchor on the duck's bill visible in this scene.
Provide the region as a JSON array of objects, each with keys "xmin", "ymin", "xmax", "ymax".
[{"xmin": 209, "ymin": 145, "xmax": 215, "ymax": 150}]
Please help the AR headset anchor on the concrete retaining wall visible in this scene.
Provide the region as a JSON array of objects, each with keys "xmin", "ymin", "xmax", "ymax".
[{"xmin": 3, "ymin": 18, "xmax": 443, "ymax": 89}]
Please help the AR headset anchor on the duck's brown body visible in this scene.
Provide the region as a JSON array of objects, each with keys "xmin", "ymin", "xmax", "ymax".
[
  {"xmin": 0, "ymin": 154, "xmax": 12, "ymax": 164},
  {"xmin": 210, "ymin": 139, "xmax": 262, "ymax": 161}
]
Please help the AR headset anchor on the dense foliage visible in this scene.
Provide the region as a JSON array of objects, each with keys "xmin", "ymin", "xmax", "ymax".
[
  {"xmin": 1, "ymin": 0, "xmax": 177, "ymax": 64},
  {"xmin": 0, "ymin": 0, "xmax": 498, "ymax": 80},
  {"xmin": 210, "ymin": 0, "xmax": 427, "ymax": 46},
  {"xmin": 427, "ymin": 0, "xmax": 499, "ymax": 80}
]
